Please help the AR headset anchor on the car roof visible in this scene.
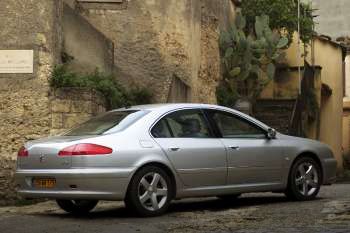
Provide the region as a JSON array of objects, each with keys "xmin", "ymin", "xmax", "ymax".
[
  {"xmin": 112, "ymin": 103, "xmax": 270, "ymax": 130},
  {"xmin": 115, "ymin": 103, "xmax": 230, "ymax": 111}
]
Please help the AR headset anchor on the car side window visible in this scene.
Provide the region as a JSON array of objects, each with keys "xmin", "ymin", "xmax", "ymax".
[
  {"xmin": 209, "ymin": 110, "xmax": 266, "ymax": 138},
  {"xmin": 152, "ymin": 109, "xmax": 212, "ymax": 138}
]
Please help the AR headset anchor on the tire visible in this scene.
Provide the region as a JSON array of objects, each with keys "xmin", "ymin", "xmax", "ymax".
[
  {"xmin": 56, "ymin": 200, "xmax": 98, "ymax": 215},
  {"xmin": 217, "ymin": 194, "xmax": 241, "ymax": 201},
  {"xmin": 285, "ymin": 157, "xmax": 322, "ymax": 201},
  {"xmin": 125, "ymin": 166, "xmax": 174, "ymax": 217}
]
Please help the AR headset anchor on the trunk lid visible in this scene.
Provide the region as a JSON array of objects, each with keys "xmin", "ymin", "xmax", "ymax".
[{"xmin": 18, "ymin": 136, "xmax": 94, "ymax": 169}]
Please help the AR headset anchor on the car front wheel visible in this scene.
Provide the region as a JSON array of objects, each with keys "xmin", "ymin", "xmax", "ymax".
[
  {"xmin": 285, "ymin": 157, "xmax": 322, "ymax": 201},
  {"xmin": 56, "ymin": 200, "xmax": 98, "ymax": 214},
  {"xmin": 125, "ymin": 166, "xmax": 173, "ymax": 217}
]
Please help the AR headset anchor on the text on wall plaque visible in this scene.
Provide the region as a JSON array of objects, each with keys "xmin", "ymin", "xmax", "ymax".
[{"xmin": 0, "ymin": 50, "xmax": 34, "ymax": 74}]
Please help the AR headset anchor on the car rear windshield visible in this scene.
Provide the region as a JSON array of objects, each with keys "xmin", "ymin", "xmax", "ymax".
[{"xmin": 64, "ymin": 110, "xmax": 149, "ymax": 136}]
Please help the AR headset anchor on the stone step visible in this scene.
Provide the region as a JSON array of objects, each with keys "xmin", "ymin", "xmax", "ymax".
[
  {"xmin": 254, "ymin": 99, "xmax": 295, "ymax": 110},
  {"xmin": 253, "ymin": 99, "xmax": 296, "ymax": 134},
  {"xmin": 255, "ymin": 115, "xmax": 291, "ymax": 120}
]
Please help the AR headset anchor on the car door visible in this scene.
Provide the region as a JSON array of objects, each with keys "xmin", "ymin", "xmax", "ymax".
[
  {"xmin": 205, "ymin": 109, "xmax": 284, "ymax": 185},
  {"xmin": 151, "ymin": 109, "xmax": 227, "ymax": 188}
]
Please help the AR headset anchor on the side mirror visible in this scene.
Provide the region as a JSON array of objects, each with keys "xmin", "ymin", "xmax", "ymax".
[{"xmin": 266, "ymin": 128, "xmax": 276, "ymax": 139}]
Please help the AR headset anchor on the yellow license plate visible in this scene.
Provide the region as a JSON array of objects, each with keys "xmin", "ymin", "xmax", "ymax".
[{"xmin": 33, "ymin": 178, "xmax": 56, "ymax": 188}]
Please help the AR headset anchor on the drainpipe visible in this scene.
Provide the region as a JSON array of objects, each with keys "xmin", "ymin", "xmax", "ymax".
[{"xmin": 297, "ymin": 0, "xmax": 301, "ymax": 95}]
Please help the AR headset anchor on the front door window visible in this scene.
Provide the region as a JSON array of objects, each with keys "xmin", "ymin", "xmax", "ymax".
[{"xmin": 208, "ymin": 110, "xmax": 266, "ymax": 138}]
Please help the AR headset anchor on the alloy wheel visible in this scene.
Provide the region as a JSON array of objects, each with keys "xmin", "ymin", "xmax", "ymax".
[
  {"xmin": 295, "ymin": 162, "xmax": 319, "ymax": 196},
  {"xmin": 138, "ymin": 172, "xmax": 168, "ymax": 211}
]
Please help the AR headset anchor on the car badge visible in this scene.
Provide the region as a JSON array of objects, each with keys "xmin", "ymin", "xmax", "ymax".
[{"xmin": 39, "ymin": 154, "xmax": 45, "ymax": 163}]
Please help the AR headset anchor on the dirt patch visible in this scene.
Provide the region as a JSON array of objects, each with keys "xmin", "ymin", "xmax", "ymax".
[
  {"xmin": 165, "ymin": 204, "xmax": 260, "ymax": 233},
  {"xmin": 321, "ymin": 199, "xmax": 350, "ymax": 223}
]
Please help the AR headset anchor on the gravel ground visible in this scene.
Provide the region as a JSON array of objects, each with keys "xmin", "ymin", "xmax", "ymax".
[{"xmin": 0, "ymin": 184, "xmax": 349, "ymax": 233}]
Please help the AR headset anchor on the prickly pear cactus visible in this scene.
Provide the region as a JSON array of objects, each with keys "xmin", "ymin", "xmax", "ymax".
[{"xmin": 219, "ymin": 12, "xmax": 288, "ymax": 103}]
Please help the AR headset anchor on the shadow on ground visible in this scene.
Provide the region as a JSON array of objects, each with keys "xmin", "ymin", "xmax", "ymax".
[{"xmin": 35, "ymin": 194, "xmax": 323, "ymax": 220}]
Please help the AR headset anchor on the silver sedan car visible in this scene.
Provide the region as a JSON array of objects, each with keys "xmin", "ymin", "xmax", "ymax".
[{"xmin": 15, "ymin": 104, "xmax": 337, "ymax": 216}]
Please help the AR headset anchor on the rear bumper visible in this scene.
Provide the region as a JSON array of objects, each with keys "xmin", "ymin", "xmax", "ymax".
[
  {"xmin": 322, "ymin": 158, "xmax": 337, "ymax": 185},
  {"xmin": 15, "ymin": 168, "xmax": 136, "ymax": 200}
]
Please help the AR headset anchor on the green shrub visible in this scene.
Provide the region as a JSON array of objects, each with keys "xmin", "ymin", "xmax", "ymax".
[
  {"xmin": 50, "ymin": 65, "xmax": 152, "ymax": 110},
  {"xmin": 241, "ymin": 0, "xmax": 314, "ymax": 45},
  {"xmin": 216, "ymin": 83, "xmax": 239, "ymax": 108}
]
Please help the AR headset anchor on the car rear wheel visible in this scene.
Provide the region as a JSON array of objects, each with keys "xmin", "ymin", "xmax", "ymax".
[
  {"xmin": 285, "ymin": 157, "xmax": 322, "ymax": 201},
  {"xmin": 56, "ymin": 200, "xmax": 98, "ymax": 214},
  {"xmin": 125, "ymin": 166, "xmax": 173, "ymax": 217}
]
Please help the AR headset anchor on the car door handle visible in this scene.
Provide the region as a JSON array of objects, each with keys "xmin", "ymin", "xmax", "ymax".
[
  {"xmin": 169, "ymin": 147, "xmax": 180, "ymax": 152},
  {"xmin": 229, "ymin": 146, "xmax": 240, "ymax": 150}
]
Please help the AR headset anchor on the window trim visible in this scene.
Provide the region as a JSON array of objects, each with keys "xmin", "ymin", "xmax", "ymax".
[
  {"xmin": 203, "ymin": 109, "xmax": 268, "ymax": 139},
  {"xmin": 150, "ymin": 108, "xmax": 216, "ymax": 139}
]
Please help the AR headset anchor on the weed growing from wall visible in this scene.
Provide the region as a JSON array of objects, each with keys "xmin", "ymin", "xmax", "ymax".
[{"xmin": 50, "ymin": 65, "xmax": 152, "ymax": 110}]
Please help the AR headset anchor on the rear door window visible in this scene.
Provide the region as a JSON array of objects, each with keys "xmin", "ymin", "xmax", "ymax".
[{"xmin": 151, "ymin": 109, "xmax": 212, "ymax": 138}]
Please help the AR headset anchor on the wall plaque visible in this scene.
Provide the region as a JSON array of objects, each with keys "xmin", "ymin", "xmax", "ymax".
[{"xmin": 0, "ymin": 50, "xmax": 34, "ymax": 74}]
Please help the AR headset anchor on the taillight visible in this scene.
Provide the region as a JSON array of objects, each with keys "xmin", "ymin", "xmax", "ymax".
[
  {"xmin": 58, "ymin": 143, "xmax": 113, "ymax": 156},
  {"xmin": 18, "ymin": 146, "xmax": 29, "ymax": 157}
]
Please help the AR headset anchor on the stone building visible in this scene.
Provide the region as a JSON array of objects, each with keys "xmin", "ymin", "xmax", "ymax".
[
  {"xmin": 66, "ymin": 0, "xmax": 236, "ymax": 103},
  {"xmin": 0, "ymin": 0, "xmax": 236, "ymax": 203}
]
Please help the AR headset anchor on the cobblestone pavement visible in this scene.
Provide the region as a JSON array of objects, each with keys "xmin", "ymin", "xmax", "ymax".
[{"xmin": 0, "ymin": 184, "xmax": 349, "ymax": 233}]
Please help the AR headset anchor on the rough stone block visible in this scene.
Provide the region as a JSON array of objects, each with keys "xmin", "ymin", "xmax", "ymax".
[
  {"xmin": 50, "ymin": 129, "xmax": 67, "ymax": 136},
  {"xmin": 51, "ymin": 113, "xmax": 63, "ymax": 129},
  {"xmin": 51, "ymin": 100, "xmax": 71, "ymax": 113},
  {"xmin": 91, "ymin": 103, "xmax": 106, "ymax": 115},
  {"xmin": 63, "ymin": 113, "xmax": 91, "ymax": 129},
  {"xmin": 71, "ymin": 100, "xmax": 92, "ymax": 113}
]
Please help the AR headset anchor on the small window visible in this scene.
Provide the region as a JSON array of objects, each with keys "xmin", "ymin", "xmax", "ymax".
[
  {"xmin": 208, "ymin": 110, "xmax": 265, "ymax": 138},
  {"xmin": 152, "ymin": 109, "xmax": 212, "ymax": 138}
]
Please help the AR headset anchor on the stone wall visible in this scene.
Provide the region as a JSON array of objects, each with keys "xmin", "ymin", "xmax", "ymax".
[
  {"xmin": 0, "ymin": 0, "xmax": 110, "ymax": 204},
  {"xmin": 0, "ymin": 158, "xmax": 18, "ymax": 205},
  {"xmin": 197, "ymin": 0, "xmax": 235, "ymax": 103},
  {"xmin": 72, "ymin": 0, "xmax": 235, "ymax": 103},
  {"xmin": 62, "ymin": 3, "xmax": 114, "ymax": 74},
  {"xmin": 50, "ymin": 88, "xmax": 106, "ymax": 136},
  {"xmin": 0, "ymin": 0, "xmax": 62, "ymax": 204},
  {"xmin": 0, "ymin": 0, "xmax": 61, "ymax": 157}
]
